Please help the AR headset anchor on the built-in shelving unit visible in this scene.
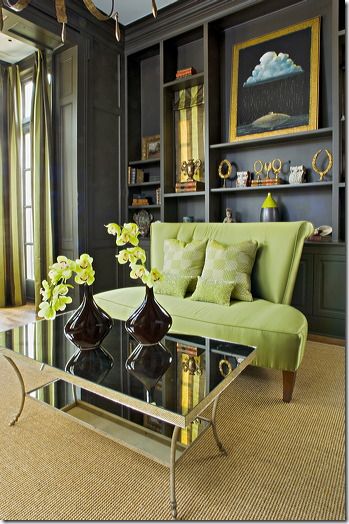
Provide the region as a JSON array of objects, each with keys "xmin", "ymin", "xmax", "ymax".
[{"xmin": 125, "ymin": 0, "xmax": 345, "ymax": 237}]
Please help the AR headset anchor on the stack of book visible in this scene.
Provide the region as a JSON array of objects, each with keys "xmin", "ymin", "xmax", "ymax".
[
  {"xmin": 175, "ymin": 180, "xmax": 205, "ymax": 193},
  {"xmin": 175, "ymin": 67, "xmax": 196, "ymax": 79},
  {"xmin": 128, "ymin": 167, "xmax": 144, "ymax": 185},
  {"xmin": 132, "ymin": 197, "xmax": 149, "ymax": 206},
  {"xmin": 251, "ymin": 177, "xmax": 282, "ymax": 187}
]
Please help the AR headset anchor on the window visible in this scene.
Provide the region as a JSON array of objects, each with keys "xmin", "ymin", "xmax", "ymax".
[{"xmin": 21, "ymin": 77, "xmax": 34, "ymax": 283}]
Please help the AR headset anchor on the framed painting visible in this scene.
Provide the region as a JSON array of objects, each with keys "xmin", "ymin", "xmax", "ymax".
[
  {"xmin": 230, "ymin": 17, "xmax": 320, "ymax": 142},
  {"xmin": 142, "ymin": 135, "xmax": 160, "ymax": 160}
]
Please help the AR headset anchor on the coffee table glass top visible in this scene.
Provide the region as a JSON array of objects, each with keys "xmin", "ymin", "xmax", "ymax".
[{"xmin": 0, "ymin": 312, "xmax": 255, "ymax": 428}]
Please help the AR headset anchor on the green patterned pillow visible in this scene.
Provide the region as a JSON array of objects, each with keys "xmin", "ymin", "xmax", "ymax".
[
  {"xmin": 190, "ymin": 277, "xmax": 234, "ymax": 306},
  {"xmin": 163, "ymin": 239, "xmax": 207, "ymax": 292},
  {"xmin": 201, "ymin": 239, "xmax": 258, "ymax": 302},
  {"xmin": 154, "ymin": 274, "xmax": 192, "ymax": 298}
]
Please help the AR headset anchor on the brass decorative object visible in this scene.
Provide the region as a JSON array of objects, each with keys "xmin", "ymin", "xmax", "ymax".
[
  {"xmin": 181, "ymin": 159, "xmax": 202, "ymax": 181},
  {"xmin": 312, "ymin": 149, "xmax": 333, "ymax": 181},
  {"xmin": 218, "ymin": 159, "xmax": 232, "ymax": 187},
  {"xmin": 252, "ymin": 159, "xmax": 263, "ymax": 185},
  {"xmin": 271, "ymin": 158, "xmax": 282, "ymax": 181},
  {"xmin": 219, "ymin": 358, "xmax": 233, "ymax": 377},
  {"xmin": 182, "ymin": 356, "xmax": 202, "ymax": 376}
]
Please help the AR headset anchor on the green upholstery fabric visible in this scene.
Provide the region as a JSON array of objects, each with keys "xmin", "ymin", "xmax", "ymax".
[
  {"xmin": 150, "ymin": 221, "xmax": 314, "ymax": 305},
  {"xmin": 95, "ymin": 221, "xmax": 313, "ymax": 374},
  {"xmin": 94, "ymin": 286, "xmax": 308, "ymax": 372},
  {"xmin": 190, "ymin": 277, "xmax": 234, "ymax": 306}
]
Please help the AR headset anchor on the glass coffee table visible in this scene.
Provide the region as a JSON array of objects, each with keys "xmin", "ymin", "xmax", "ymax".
[{"xmin": 0, "ymin": 313, "xmax": 256, "ymax": 519}]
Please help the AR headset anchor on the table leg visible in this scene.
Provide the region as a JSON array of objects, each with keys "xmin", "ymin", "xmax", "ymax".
[
  {"xmin": 170, "ymin": 425, "xmax": 180, "ymax": 519},
  {"xmin": 211, "ymin": 395, "xmax": 227, "ymax": 456},
  {"xmin": 1, "ymin": 354, "xmax": 26, "ymax": 426}
]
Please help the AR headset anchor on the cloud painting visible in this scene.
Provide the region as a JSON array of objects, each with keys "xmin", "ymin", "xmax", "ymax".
[{"xmin": 243, "ymin": 51, "xmax": 304, "ymax": 86}]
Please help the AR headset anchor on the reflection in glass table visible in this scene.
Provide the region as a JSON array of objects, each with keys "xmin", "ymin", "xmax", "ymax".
[{"xmin": 0, "ymin": 313, "xmax": 256, "ymax": 519}]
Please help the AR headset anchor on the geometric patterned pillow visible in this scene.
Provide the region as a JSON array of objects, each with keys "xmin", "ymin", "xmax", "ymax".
[
  {"xmin": 162, "ymin": 239, "xmax": 207, "ymax": 292},
  {"xmin": 201, "ymin": 239, "xmax": 258, "ymax": 302}
]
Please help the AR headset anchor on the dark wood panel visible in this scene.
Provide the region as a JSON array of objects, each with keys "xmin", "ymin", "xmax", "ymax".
[{"xmin": 313, "ymin": 254, "xmax": 346, "ymax": 319}]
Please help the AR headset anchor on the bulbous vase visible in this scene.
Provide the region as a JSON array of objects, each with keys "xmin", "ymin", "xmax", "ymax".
[
  {"xmin": 64, "ymin": 284, "xmax": 113, "ymax": 350},
  {"xmin": 125, "ymin": 286, "xmax": 172, "ymax": 345}
]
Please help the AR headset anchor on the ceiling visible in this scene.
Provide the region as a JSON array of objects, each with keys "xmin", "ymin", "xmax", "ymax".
[
  {"xmin": 93, "ymin": 0, "xmax": 179, "ymax": 25},
  {"xmin": 0, "ymin": 1, "xmax": 180, "ymax": 63},
  {"xmin": 0, "ymin": 31, "xmax": 35, "ymax": 64}
]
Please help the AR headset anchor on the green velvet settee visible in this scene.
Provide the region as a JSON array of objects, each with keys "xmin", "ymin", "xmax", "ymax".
[{"xmin": 95, "ymin": 221, "xmax": 314, "ymax": 402}]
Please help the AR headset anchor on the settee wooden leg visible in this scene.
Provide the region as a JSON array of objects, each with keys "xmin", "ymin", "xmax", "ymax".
[{"xmin": 282, "ymin": 370, "xmax": 296, "ymax": 403}]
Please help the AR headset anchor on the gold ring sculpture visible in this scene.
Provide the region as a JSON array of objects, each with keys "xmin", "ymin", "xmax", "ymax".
[
  {"xmin": 253, "ymin": 160, "xmax": 263, "ymax": 184},
  {"xmin": 218, "ymin": 358, "xmax": 232, "ymax": 377},
  {"xmin": 272, "ymin": 158, "xmax": 282, "ymax": 180},
  {"xmin": 312, "ymin": 149, "xmax": 333, "ymax": 181},
  {"xmin": 218, "ymin": 159, "xmax": 232, "ymax": 188}
]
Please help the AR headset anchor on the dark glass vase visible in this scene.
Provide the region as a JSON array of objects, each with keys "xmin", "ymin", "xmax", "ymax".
[
  {"xmin": 125, "ymin": 286, "xmax": 172, "ymax": 345},
  {"xmin": 64, "ymin": 284, "xmax": 113, "ymax": 350},
  {"xmin": 125, "ymin": 342, "xmax": 173, "ymax": 403},
  {"xmin": 65, "ymin": 346, "xmax": 114, "ymax": 384}
]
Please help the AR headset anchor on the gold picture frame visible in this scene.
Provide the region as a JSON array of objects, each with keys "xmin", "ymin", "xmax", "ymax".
[
  {"xmin": 142, "ymin": 134, "xmax": 160, "ymax": 160},
  {"xmin": 229, "ymin": 17, "xmax": 320, "ymax": 142}
]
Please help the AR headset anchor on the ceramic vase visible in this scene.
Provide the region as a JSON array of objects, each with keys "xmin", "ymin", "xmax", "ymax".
[
  {"xmin": 125, "ymin": 286, "xmax": 172, "ymax": 345},
  {"xmin": 260, "ymin": 192, "xmax": 280, "ymax": 222},
  {"xmin": 64, "ymin": 284, "xmax": 113, "ymax": 350}
]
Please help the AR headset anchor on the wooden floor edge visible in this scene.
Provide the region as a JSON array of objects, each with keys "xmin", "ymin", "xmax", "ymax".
[{"xmin": 308, "ymin": 333, "xmax": 346, "ymax": 347}]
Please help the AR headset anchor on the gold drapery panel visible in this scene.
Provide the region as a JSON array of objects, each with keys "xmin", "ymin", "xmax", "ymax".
[
  {"xmin": 31, "ymin": 51, "xmax": 54, "ymax": 310},
  {"xmin": 173, "ymin": 85, "xmax": 205, "ymax": 183},
  {"xmin": 0, "ymin": 64, "xmax": 25, "ymax": 306}
]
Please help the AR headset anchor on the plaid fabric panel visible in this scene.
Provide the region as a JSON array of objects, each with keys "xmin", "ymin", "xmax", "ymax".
[{"xmin": 201, "ymin": 239, "xmax": 258, "ymax": 302}]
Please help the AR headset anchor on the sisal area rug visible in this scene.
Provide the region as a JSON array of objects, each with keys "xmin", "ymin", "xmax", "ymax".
[{"xmin": 0, "ymin": 340, "xmax": 345, "ymax": 521}]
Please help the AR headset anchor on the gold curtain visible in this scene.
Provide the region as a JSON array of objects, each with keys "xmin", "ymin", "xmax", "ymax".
[
  {"xmin": 173, "ymin": 85, "xmax": 205, "ymax": 183},
  {"xmin": 0, "ymin": 64, "xmax": 25, "ymax": 307},
  {"xmin": 31, "ymin": 51, "xmax": 54, "ymax": 310}
]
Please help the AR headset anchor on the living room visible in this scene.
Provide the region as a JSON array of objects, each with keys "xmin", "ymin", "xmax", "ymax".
[{"xmin": 0, "ymin": 0, "xmax": 345, "ymax": 521}]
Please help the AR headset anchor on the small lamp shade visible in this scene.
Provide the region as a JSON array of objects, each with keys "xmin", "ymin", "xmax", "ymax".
[{"xmin": 260, "ymin": 192, "xmax": 279, "ymax": 222}]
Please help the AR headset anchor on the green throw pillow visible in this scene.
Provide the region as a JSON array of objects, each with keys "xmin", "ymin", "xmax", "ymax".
[
  {"xmin": 154, "ymin": 274, "xmax": 192, "ymax": 298},
  {"xmin": 201, "ymin": 239, "xmax": 258, "ymax": 302},
  {"xmin": 162, "ymin": 239, "xmax": 207, "ymax": 292},
  {"xmin": 190, "ymin": 277, "xmax": 234, "ymax": 306}
]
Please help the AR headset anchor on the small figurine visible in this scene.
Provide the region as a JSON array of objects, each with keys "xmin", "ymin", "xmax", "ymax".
[{"xmin": 223, "ymin": 208, "xmax": 235, "ymax": 223}]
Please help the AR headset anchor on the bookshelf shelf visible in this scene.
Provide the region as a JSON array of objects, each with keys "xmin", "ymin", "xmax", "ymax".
[
  {"xmin": 128, "ymin": 181, "xmax": 160, "ymax": 188},
  {"xmin": 128, "ymin": 204, "xmax": 161, "ymax": 209},
  {"xmin": 129, "ymin": 158, "xmax": 160, "ymax": 166}
]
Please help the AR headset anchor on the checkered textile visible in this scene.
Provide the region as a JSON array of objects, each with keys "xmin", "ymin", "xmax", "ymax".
[
  {"xmin": 201, "ymin": 239, "xmax": 258, "ymax": 302},
  {"xmin": 163, "ymin": 239, "xmax": 207, "ymax": 292}
]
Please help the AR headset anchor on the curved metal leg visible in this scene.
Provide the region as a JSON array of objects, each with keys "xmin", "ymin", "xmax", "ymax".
[
  {"xmin": 170, "ymin": 425, "xmax": 181, "ymax": 519},
  {"xmin": 211, "ymin": 395, "xmax": 227, "ymax": 456},
  {"xmin": 1, "ymin": 354, "xmax": 26, "ymax": 426}
]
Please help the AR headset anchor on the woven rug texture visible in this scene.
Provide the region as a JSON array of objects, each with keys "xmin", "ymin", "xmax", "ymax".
[{"xmin": 0, "ymin": 340, "xmax": 345, "ymax": 521}]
